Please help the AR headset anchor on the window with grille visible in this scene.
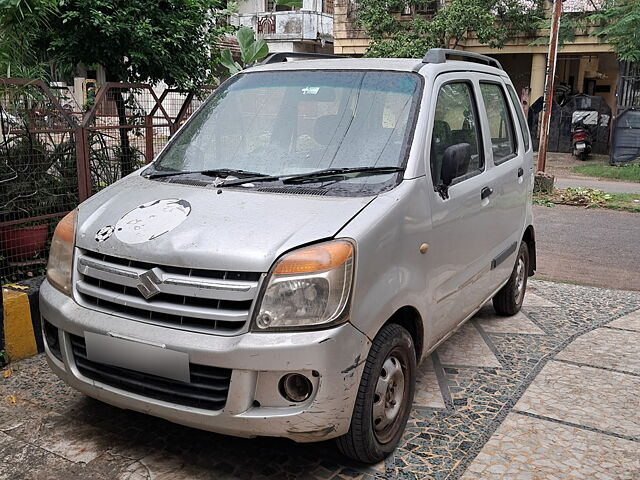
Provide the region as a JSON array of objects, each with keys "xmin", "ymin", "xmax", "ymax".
[{"xmin": 266, "ymin": 0, "xmax": 297, "ymax": 11}]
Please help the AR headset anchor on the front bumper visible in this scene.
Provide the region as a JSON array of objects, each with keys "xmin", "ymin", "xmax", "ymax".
[{"xmin": 40, "ymin": 279, "xmax": 371, "ymax": 442}]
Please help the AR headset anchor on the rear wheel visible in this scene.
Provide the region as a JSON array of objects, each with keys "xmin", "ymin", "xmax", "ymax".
[
  {"xmin": 336, "ymin": 324, "xmax": 416, "ymax": 464},
  {"xmin": 579, "ymin": 151, "xmax": 588, "ymax": 161},
  {"xmin": 493, "ymin": 241, "xmax": 529, "ymax": 316}
]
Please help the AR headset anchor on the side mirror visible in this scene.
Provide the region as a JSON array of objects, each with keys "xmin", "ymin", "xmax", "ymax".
[{"xmin": 441, "ymin": 143, "xmax": 471, "ymax": 187}]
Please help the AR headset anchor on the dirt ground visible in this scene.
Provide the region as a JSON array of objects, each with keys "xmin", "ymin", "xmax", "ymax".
[{"xmin": 537, "ymin": 151, "xmax": 611, "ymax": 179}]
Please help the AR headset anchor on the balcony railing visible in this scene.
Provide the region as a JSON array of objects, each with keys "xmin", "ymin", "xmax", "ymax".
[{"xmin": 231, "ymin": 11, "xmax": 333, "ymax": 42}]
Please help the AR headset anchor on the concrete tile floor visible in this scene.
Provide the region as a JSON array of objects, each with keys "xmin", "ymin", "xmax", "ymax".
[{"xmin": 1, "ymin": 280, "xmax": 639, "ymax": 479}]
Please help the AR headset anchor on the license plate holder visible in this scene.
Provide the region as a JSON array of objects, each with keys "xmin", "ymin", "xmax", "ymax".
[
  {"xmin": 84, "ymin": 332, "xmax": 190, "ymax": 383},
  {"xmin": 576, "ymin": 141, "xmax": 586, "ymax": 148}
]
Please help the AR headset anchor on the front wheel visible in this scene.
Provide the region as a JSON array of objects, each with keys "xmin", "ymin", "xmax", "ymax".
[
  {"xmin": 493, "ymin": 241, "xmax": 529, "ymax": 316},
  {"xmin": 335, "ymin": 324, "xmax": 416, "ymax": 464}
]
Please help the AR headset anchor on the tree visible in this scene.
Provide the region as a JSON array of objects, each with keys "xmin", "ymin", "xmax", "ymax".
[
  {"xmin": 39, "ymin": 0, "xmax": 233, "ymax": 175},
  {"xmin": 591, "ymin": 0, "xmax": 640, "ymax": 62},
  {"xmin": 0, "ymin": 0, "xmax": 56, "ymax": 78},
  {"xmin": 356, "ymin": 0, "xmax": 545, "ymax": 58}
]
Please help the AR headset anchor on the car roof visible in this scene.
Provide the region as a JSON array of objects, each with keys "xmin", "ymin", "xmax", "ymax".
[{"xmin": 245, "ymin": 57, "xmax": 509, "ymax": 78}]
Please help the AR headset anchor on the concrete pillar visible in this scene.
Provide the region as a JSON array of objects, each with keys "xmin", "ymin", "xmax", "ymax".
[
  {"xmin": 577, "ymin": 56, "xmax": 598, "ymax": 94},
  {"xmin": 73, "ymin": 77, "xmax": 85, "ymax": 108},
  {"xmin": 577, "ymin": 57, "xmax": 588, "ymax": 93},
  {"xmin": 530, "ymin": 53, "xmax": 546, "ymax": 104},
  {"xmin": 96, "ymin": 65, "xmax": 107, "ymax": 87}
]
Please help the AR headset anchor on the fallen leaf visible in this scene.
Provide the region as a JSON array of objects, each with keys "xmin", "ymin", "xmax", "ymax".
[
  {"xmin": 6, "ymin": 395, "xmax": 17, "ymax": 404},
  {"xmin": 2, "ymin": 370, "xmax": 11, "ymax": 378}
]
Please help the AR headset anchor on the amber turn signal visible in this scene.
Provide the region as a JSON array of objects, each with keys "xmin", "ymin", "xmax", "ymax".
[
  {"xmin": 53, "ymin": 210, "xmax": 77, "ymax": 244},
  {"xmin": 274, "ymin": 240, "xmax": 354, "ymax": 274}
]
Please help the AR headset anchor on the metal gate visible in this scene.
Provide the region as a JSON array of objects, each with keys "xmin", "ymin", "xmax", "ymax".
[{"xmin": 1, "ymin": 79, "xmax": 215, "ymax": 283}]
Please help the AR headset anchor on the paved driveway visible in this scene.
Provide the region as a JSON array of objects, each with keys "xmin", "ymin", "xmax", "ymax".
[{"xmin": 1, "ymin": 280, "xmax": 639, "ymax": 479}]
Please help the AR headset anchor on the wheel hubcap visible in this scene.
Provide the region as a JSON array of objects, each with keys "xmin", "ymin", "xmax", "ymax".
[
  {"xmin": 373, "ymin": 355, "xmax": 405, "ymax": 442},
  {"xmin": 515, "ymin": 256, "xmax": 526, "ymax": 304}
]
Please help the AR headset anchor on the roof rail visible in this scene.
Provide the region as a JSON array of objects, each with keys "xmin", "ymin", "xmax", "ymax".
[
  {"xmin": 422, "ymin": 48, "xmax": 503, "ymax": 70},
  {"xmin": 261, "ymin": 52, "xmax": 344, "ymax": 64}
]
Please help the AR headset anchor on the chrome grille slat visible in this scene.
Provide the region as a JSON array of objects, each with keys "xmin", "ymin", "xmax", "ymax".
[
  {"xmin": 76, "ymin": 281, "xmax": 249, "ymax": 322},
  {"xmin": 75, "ymin": 249, "xmax": 261, "ymax": 334},
  {"xmin": 77, "ymin": 255, "xmax": 257, "ymax": 301}
]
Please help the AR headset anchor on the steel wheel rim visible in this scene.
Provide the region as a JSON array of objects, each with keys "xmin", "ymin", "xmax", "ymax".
[
  {"xmin": 372, "ymin": 353, "xmax": 406, "ymax": 444},
  {"xmin": 515, "ymin": 256, "xmax": 526, "ymax": 304}
]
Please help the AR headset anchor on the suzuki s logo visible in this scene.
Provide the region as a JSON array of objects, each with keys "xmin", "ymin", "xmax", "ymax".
[{"xmin": 136, "ymin": 269, "xmax": 162, "ymax": 300}]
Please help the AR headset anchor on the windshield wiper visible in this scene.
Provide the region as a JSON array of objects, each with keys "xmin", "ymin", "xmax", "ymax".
[
  {"xmin": 222, "ymin": 166, "xmax": 404, "ymax": 187},
  {"xmin": 145, "ymin": 168, "xmax": 267, "ymax": 179},
  {"xmin": 282, "ymin": 166, "xmax": 404, "ymax": 185},
  {"xmin": 145, "ymin": 166, "xmax": 404, "ymax": 187}
]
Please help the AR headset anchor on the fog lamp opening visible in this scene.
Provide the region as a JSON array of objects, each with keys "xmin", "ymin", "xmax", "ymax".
[
  {"xmin": 43, "ymin": 318, "xmax": 62, "ymax": 361},
  {"xmin": 279, "ymin": 373, "xmax": 313, "ymax": 403}
]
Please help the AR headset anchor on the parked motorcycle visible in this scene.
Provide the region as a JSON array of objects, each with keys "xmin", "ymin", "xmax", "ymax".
[{"xmin": 571, "ymin": 121, "xmax": 593, "ymax": 161}]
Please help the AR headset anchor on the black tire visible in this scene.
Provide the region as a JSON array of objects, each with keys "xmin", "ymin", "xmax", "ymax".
[
  {"xmin": 579, "ymin": 151, "xmax": 588, "ymax": 161},
  {"xmin": 493, "ymin": 241, "xmax": 529, "ymax": 316},
  {"xmin": 335, "ymin": 324, "xmax": 416, "ymax": 464}
]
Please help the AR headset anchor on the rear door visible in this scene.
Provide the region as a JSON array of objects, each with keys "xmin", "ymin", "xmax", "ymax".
[
  {"xmin": 425, "ymin": 73, "xmax": 495, "ymax": 341},
  {"xmin": 475, "ymin": 75, "xmax": 529, "ymax": 286}
]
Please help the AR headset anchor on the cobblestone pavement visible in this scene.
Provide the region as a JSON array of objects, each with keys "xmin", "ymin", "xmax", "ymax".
[{"xmin": 1, "ymin": 280, "xmax": 639, "ymax": 480}]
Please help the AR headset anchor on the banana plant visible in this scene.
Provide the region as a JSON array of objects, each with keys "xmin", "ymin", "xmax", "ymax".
[{"xmin": 220, "ymin": 27, "xmax": 269, "ymax": 75}]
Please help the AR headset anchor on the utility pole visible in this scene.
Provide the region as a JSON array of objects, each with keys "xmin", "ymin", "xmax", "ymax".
[{"xmin": 536, "ymin": 0, "xmax": 563, "ymax": 173}]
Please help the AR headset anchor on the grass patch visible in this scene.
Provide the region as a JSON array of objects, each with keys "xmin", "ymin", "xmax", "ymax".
[
  {"xmin": 534, "ymin": 187, "xmax": 640, "ymax": 213},
  {"xmin": 572, "ymin": 163, "xmax": 640, "ymax": 183}
]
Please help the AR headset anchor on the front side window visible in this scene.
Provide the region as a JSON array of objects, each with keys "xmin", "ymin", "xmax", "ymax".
[
  {"xmin": 152, "ymin": 70, "xmax": 421, "ymax": 195},
  {"xmin": 479, "ymin": 83, "xmax": 517, "ymax": 164},
  {"xmin": 430, "ymin": 82, "xmax": 483, "ymax": 187}
]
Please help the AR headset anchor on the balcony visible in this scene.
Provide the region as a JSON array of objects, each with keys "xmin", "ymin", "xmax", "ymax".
[{"xmin": 231, "ymin": 11, "xmax": 333, "ymax": 43}]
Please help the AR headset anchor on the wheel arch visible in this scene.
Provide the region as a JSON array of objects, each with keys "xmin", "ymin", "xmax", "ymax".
[
  {"xmin": 522, "ymin": 225, "xmax": 536, "ymax": 276},
  {"xmin": 381, "ymin": 306, "xmax": 424, "ymax": 362}
]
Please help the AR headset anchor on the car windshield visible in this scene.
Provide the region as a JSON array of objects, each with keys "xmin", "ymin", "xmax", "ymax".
[{"xmin": 152, "ymin": 70, "xmax": 421, "ymax": 192}]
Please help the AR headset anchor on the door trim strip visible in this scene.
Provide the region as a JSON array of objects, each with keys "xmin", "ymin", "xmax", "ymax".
[{"xmin": 491, "ymin": 242, "xmax": 517, "ymax": 270}]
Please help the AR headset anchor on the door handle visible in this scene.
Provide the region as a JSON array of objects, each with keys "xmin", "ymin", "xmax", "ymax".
[
  {"xmin": 481, "ymin": 187, "xmax": 493, "ymax": 200},
  {"xmin": 517, "ymin": 167, "xmax": 524, "ymax": 177}
]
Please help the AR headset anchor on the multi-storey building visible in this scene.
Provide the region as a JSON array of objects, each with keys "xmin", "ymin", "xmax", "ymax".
[{"xmin": 232, "ymin": 0, "xmax": 335, "ymax": 53}]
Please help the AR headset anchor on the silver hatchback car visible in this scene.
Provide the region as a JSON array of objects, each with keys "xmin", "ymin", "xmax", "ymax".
[{"xmin": 41, "ymin": 49, "xmax": 535, "ymax": 463}]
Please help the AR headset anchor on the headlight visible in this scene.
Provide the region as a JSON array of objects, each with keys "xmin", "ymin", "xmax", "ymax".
[
  {"xmin": 253, "ymin": 239, "xmax": 355, "ymax": 331},
  {"xmin": 46, "ymin": 210, "xmax": 77, "ymax": 295}
]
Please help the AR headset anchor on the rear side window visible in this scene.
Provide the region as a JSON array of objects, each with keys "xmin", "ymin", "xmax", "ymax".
[
  {"xmin": 506, "ymin": 84, "xmax": 531, "ymax": 151},
  {"xmin": 430, "ymin": 82, "xmax": 483, "ymax": 186},
  {"xmin": 479, "ymin": 83, "xmax": 517, "ymax": 164}
]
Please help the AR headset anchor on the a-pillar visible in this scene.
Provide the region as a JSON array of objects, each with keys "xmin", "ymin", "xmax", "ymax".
[{"xmin": 530, "ymin": 53, "xmax": 546, "ymax": 104}]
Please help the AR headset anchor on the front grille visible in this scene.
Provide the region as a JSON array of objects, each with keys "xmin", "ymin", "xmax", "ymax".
[
  {"xmin": 75, "ymin": 249, "xmax": 262, "ymax": 334},
  {"xmin": 70, "ymin": 334, "xmax": 231, "ymax": 410}
]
